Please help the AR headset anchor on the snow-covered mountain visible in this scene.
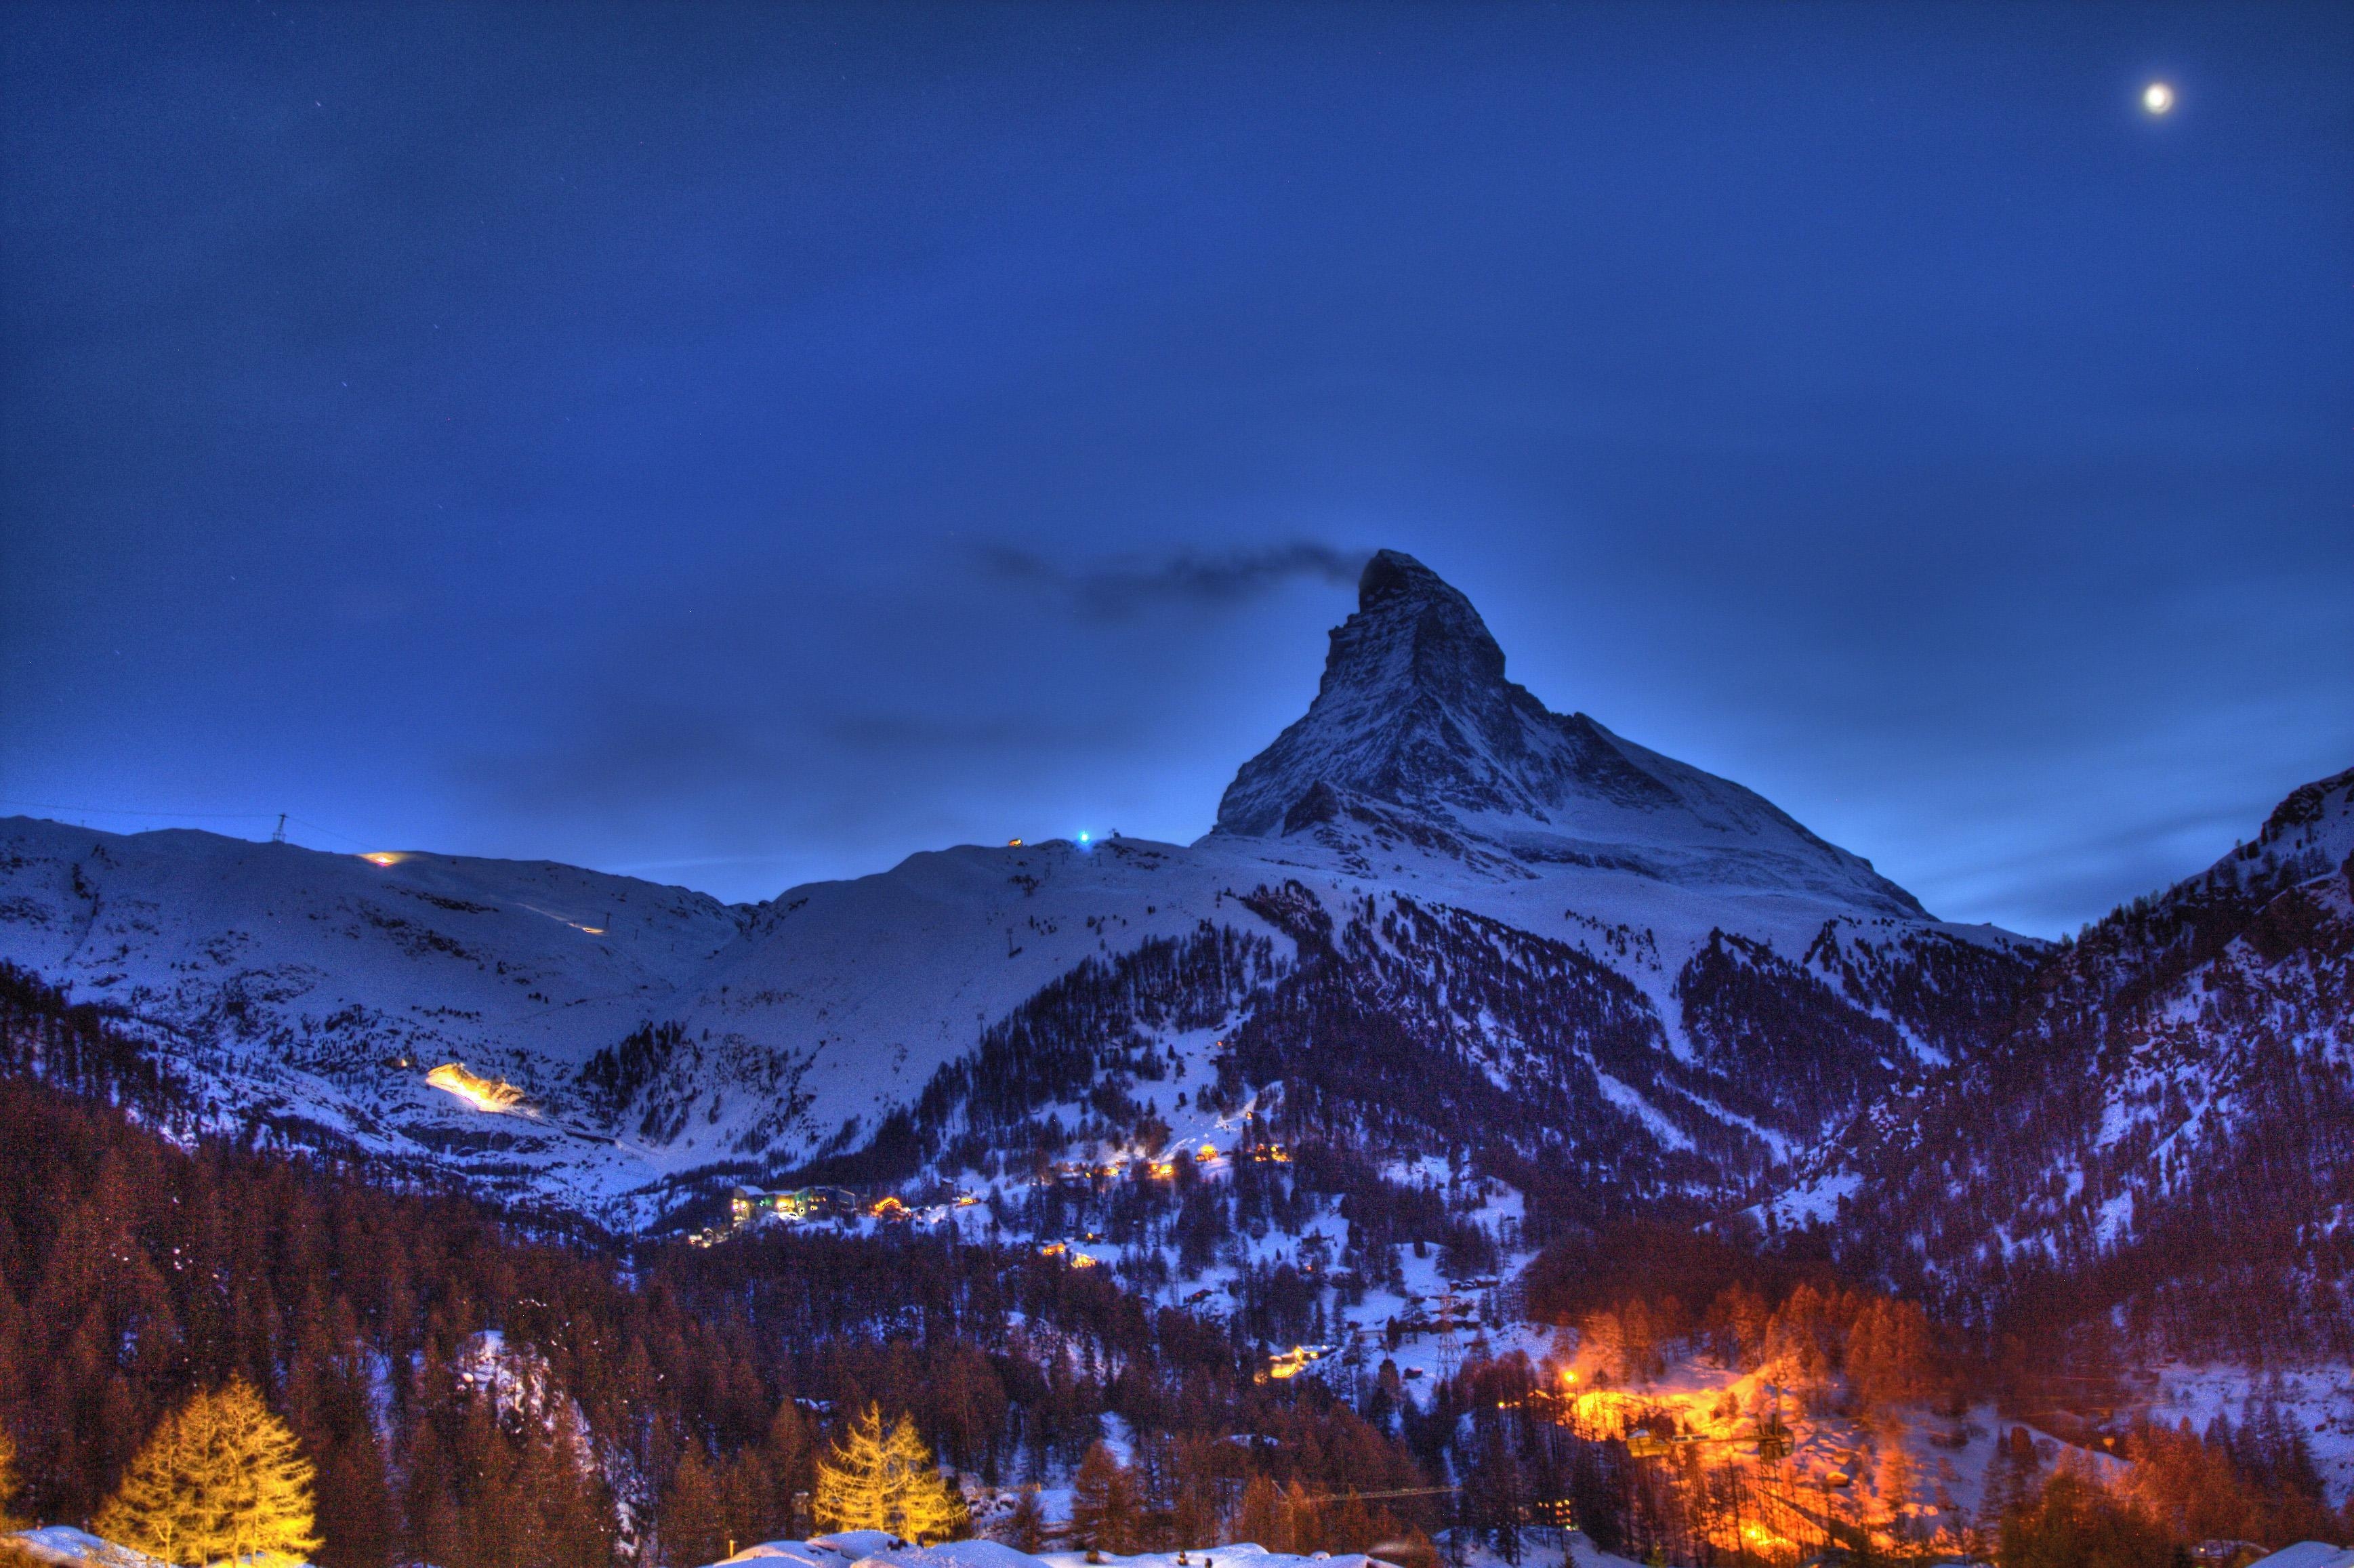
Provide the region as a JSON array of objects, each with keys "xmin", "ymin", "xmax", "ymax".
[
  {"xmin": 1215, "ymin": 551, "xmax": 1925, "ymax": 917},
  {"xmin": 1774, "ymin": 766, "xmax": 2354, "ymax": 1357},
  {"xmin": 0, "ymin": 551, "xmax": 2035, "ymax": 1230}
]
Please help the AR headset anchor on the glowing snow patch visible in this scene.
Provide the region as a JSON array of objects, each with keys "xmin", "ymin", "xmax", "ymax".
[{"xmin": 426, "ymin": 1062, "xmax": 524, "ymax": 1113}]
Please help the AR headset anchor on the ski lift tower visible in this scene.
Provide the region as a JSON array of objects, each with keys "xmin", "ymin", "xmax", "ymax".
[{"xmin": 1435, "ymin": 1289, "xmax": 1464, "ymax": 1382}]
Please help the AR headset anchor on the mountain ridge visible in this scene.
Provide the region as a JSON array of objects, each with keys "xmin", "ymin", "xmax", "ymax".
[
  {"xmin": 0, "ymin": 551, "xmax": 2050, "ymax": 1239},
  {"xmin": 1210, "ymin": 550, "xmax": 1927, "ymax": 919},
  {"xmin": 1771, "ymin": 765, "xmax": 2354, "ymax": 1358}
]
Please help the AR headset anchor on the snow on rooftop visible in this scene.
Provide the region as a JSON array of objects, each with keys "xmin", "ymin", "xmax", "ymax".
[{"xmin": 2248, "ymin": 1545, "xmax": 2354, "ymax": 1568}]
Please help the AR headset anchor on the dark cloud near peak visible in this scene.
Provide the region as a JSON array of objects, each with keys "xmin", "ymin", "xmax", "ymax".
[{"xmin": 980, "ymin": 542, "xmax": 1370, "ymax": 619}]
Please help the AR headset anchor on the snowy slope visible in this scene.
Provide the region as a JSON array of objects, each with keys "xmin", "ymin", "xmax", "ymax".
[
  {"xmin": 1214, "ymin": 551, "xmax": 1924, "ymax": 917},
  {"xmin": 0, "ymin": 552, "xmax": 2031, "ymax": 1229},
  {"xmin": 1769, "ymin": 766, "xmax": 2354, "ymax": 1355}
]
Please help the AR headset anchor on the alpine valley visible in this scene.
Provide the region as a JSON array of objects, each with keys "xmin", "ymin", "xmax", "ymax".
[
  {"xmin": 0, "ymin": 552, "xmax": 2044, "ymax": 1233},
  {"xmin": 5, "ymin": 551, "xmax": 2353, "ymax": 1556}
]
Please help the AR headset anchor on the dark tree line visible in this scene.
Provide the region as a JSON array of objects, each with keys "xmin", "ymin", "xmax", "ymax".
[{"xmin": 0, "ymin": 966, "xmax": 1435, "ymax": 1567}]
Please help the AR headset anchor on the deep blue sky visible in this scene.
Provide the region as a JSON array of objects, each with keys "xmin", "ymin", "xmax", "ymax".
[{"xmin": 3, "ymin": 3, "xmax": 2349, "ymax": 934}]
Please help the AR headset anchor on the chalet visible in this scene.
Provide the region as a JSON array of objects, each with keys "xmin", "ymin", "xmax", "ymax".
[{"xmin": 726, "ymin": 1184, "xmax": 862, "ymax": 1228}]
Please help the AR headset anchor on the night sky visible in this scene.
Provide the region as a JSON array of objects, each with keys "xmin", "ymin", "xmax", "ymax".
[{"xmin": 3, "ymin": 3, "xmax": 2349, "ymax": 935}]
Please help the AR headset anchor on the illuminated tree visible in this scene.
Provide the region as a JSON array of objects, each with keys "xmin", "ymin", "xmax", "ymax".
[
  {"xmin": 812, "ymin": 1404, "xmax": 964, "ymax": 1544},
  {"xmin": 93, "ymin": 1377, "xmax": 320, "ymax": 1567}
]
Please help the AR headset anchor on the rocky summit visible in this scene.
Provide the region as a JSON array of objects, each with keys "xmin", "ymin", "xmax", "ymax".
[
  {"xmin": 0, "ymin": 550, "xmax": 2023, "ymax": 1235},
  {"xmin": 1213, "ymin": 550, "xmax": 1924, "ymax": 915}
]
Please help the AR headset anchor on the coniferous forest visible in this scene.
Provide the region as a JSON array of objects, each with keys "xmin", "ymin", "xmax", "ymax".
[
  {"xmin": 0, "ymin": 968, "xmax": 1434, "ymax": 1567},
  {"xmin": 6, "ymin": 957, "xmax": 2352, "ymax": 1567}
]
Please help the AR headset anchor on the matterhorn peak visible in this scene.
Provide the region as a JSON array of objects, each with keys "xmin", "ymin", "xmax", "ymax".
[
  {"xmin": 1213, "ymin": 548, "xmax": 1659, "ymax": 838},
  {"xmin": 1334, "ymin": 548, "xmax": 1510, "ymax": 693},
  {"xmin": 1210, "ymin": 550, "xmax": 1928, "ymax": 916}
]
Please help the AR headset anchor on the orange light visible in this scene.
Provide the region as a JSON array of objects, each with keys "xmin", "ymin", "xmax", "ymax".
[
  {"xmin": 426, "ymin": 1062, "xmax": 524, "ymax": 1113},
  {"xmin": 361, "ymin": 852, "xmax": 402, "ymax": 867},
  {"xmin": 1267, "ymin": 1344, "xmax": 1321, "ymax": 1380},
  {"xmin": 1008, "ymin": 838, "xmax": 1023, "ymax": 847}
]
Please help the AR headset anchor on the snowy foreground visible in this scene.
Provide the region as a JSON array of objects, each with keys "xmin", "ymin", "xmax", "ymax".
[
  {"xmin": 12, "ymin": 1522, "xmax": 2354, "ymax": 1568},
  {"xmin": 0, "ymin": 1526, "xmax": 1644, "ymax": 1568},
  {"xmin": 696, "ymin": 1532, "xmax": 1645, "ymax": 1568}
]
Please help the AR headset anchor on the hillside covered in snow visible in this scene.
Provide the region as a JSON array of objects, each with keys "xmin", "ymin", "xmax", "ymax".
[
  {"xmin": 1773, "ymin": 766, "xmax": 2354, "ymax": 1360},
  {"xmin": 5, "ymin": 553, "xmax": 2353, "ymax": 1568},
  {"xmin": 0, "ymin": 552, "xmax": 2034, "ymax": 1236}
]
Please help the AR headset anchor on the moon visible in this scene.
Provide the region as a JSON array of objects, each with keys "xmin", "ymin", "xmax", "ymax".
[{"xmin": 2143, "ymin": 81, "xmax": 2175, "ymax": 115}]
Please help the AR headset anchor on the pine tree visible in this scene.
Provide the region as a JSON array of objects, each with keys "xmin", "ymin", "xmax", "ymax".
[
  {"xmin": 0, "ymin": 1424, "xmax": 24, "ymax": 1532},
  {"xmin": 1069, "ymin": 1442, "xmax": 1140, "ymax": 1554},
  {"xmin": 1287, "ymin": 1480, "xmax": 1324, "ymax": 1558},
  {"xmin": 1237, "ymin": 1474, "xmax": 1287, "ymax": 1554},
  {"xmin": 719, "ymin": 1448, "xmax": 777, "ymax": 1557},
  {"xmin": 764, "ymin": 1401, "xmax": 814, "ymax": 1525},
  {"xmin": 885, "ymin": 1418, "xmax": 967, "ymax": 1547},
  {"xmin": 451, "ymin": 1399, "xmax": 525, "ymax": 1568},
  {"xmin": 814, "ymin": 1407, "xmax": 894, "ymax": 1538},
  {"xmin": 662, "ymin": 1443, "xmax": 729, "ymax": 1568},
  {"xmin": 93, "ymin": 1376, "xmax": 321, "ymax": 1567},
  {"xmin": 812, "ymin": 1405, "xmax": 965, "ymax": 1544},
  {"xmin": 519, "ymin": 1406, "xmax": 616, "ymax": 1568},
  {"xmin": 1874, "ymin": 1419, "xmax": 1916, "ymax": 1533},
  {"xmin": 1002, "ymin": 1487, "xmax": 1046, "ymax": 1554}
]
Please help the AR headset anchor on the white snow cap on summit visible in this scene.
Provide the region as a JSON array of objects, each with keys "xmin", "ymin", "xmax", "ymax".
[{"xmin": 1208, "ymin": 549, "xmax": 1927, "ymax": 915}]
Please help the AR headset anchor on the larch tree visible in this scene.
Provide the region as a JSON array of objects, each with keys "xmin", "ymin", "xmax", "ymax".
[
  {"xmin": 1003, "ymin": 1487, "xmax": 1046, "ymax": 1554},
  {"xmin": 763, "ymin": 1400, "xmax": 814, "ymax": 1527},
  {"xmin": 661, "ymin": 1443, "xmax": 728, "ymax": 1568},
  {"xmin": 93, "ymin": 1376, "xmax": 321, "ymax": 1567},
  {"xmin": 0, "ymin": 1424, "xmax": 24, "ymax": 1531},
  {"xmin": 1069, "ymin": 1442, "xmax": 1142, "ymax": 1554},
  {"xmin": 1236, "ymin": 1474, "xmax": 1287, "ymax": 1555},
  {"xmin": 812, "ymin": 1404, "xmax": 965, "ymax": 1544}
]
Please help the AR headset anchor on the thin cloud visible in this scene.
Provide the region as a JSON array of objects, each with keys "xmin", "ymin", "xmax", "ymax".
[{"xmin": 980, "ymin": 542, "xmax": 1369, "ymax": 617}]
